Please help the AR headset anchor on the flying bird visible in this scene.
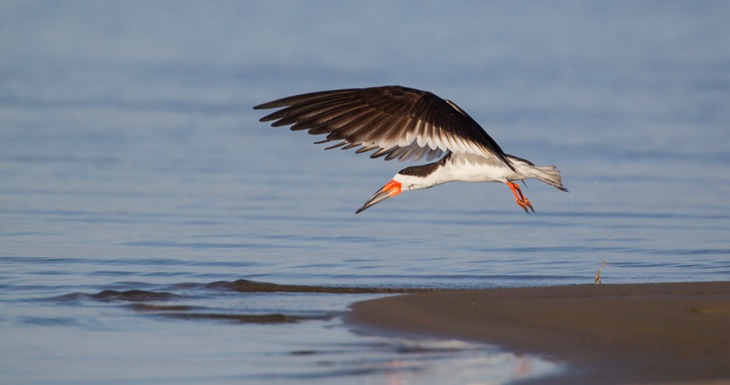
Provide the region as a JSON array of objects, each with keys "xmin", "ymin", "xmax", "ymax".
[{"xmin": 254, "ymin": 85, "xmax": 567, "ymax": 214}]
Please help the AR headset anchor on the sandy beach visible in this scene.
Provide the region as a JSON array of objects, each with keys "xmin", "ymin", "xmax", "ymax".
[{"xmin": 348, "ymin": 282, "xmax": 730, "ymax": 385}]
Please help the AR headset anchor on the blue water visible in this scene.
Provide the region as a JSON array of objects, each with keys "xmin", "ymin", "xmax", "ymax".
[{"xmin": 2, "ymin": 1, "xmax": 729, "ymax": 384}]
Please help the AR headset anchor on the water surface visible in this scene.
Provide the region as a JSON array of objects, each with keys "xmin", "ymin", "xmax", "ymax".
[{"xmin": 1, "ymin": 1, "xmax": 729, "ymax": 384}]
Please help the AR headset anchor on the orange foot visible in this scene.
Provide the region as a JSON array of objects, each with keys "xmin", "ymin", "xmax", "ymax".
[{"xmin": 506, "ymin": 181, "xmax": 534, "ymax": 213}]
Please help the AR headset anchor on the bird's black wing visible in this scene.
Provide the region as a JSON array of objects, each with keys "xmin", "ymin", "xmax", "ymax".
[{"xmin": 254, "ymin": 85, "xmax": 510, "ymax": 164}]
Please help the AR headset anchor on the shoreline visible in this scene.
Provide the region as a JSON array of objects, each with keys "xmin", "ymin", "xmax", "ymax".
[{"xmin": 347, "ymin": 281, "xmax": 730, "ymax": 385}]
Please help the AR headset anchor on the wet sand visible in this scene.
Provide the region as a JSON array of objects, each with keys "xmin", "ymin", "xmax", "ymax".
[{"xmin": 348, "ymin": 282, "xmax": 730, "ymax": 385}]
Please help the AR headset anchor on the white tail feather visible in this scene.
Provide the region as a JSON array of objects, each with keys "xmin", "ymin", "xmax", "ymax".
[{"xmin": 506, "ymin": 155, "xmax": 568, "ymax": 192}]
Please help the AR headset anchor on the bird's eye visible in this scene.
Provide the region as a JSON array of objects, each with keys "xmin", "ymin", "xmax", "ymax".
[{"xmin": 401, "ymin": 169, "xmax": 410, "ymax": 175}]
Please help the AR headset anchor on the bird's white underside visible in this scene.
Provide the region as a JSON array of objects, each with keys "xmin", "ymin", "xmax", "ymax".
[{"xmin": 394, "ymin": 153, "xmax": 523, "ymax": 192}]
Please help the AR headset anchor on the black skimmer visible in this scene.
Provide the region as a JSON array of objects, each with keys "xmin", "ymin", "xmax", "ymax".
[{"xmin": 254, "ymin": 85, "xmax": 568, "ymax": 214}]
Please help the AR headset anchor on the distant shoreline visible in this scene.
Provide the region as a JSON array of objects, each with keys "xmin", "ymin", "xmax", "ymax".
[{"xmin": 346, "ymin": 282, "xmax": 730, "ymax": 385}]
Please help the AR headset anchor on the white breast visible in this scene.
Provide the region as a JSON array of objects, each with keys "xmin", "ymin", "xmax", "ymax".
[{"xmin": 437, "ymin": 153, "xmax": 518, "ymax": 184}]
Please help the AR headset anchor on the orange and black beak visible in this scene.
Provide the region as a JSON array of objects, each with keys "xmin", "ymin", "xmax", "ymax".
[{"xmin": 355, "ymin": 180, "xmax": 402, "ymax": 214}]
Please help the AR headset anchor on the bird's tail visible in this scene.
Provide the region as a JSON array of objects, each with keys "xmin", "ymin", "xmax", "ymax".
[{"xmin": 505, "ymin": 154, "xmax": 568, "ymax": 192}]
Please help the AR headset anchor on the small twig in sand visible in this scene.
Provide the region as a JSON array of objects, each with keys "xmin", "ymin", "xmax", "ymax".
[{"xmin": 594, "ymin": 260, "xmax": 607, "ymax": 285}]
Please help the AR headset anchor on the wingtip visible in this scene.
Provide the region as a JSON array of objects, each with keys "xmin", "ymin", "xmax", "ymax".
[{"xmin": 253, "ymin": 101, "xmax": 280, "ymax": 110}]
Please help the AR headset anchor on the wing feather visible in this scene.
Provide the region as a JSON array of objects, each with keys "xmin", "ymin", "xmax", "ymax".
[{"xmin": 254, "ymin": 85, "xmax": 510, "ymax": 165}]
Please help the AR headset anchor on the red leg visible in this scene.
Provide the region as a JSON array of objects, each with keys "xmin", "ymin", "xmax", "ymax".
[{"xmin": 506, "ymin": 181, "xmax": 534, "ymax": 213}]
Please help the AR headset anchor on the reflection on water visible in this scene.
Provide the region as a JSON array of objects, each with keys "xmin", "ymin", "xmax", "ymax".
[
  {"xmin": 3, "ymin": 279, "xmax": 559, "ymax": 385},
  {"xmin": 1, "ymin": 1, "xmax": 729, "ymax": 384}
]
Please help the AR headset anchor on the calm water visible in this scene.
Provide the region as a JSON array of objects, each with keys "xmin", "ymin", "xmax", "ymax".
[{"xmin": 2, "ymin": 1, "xmax": 729, "ymax": 384}]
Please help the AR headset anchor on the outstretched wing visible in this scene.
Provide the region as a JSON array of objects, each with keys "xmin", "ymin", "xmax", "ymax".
[{"xmin": 254, "ymin": 85, "xmax": 510, "ymax": 165}]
